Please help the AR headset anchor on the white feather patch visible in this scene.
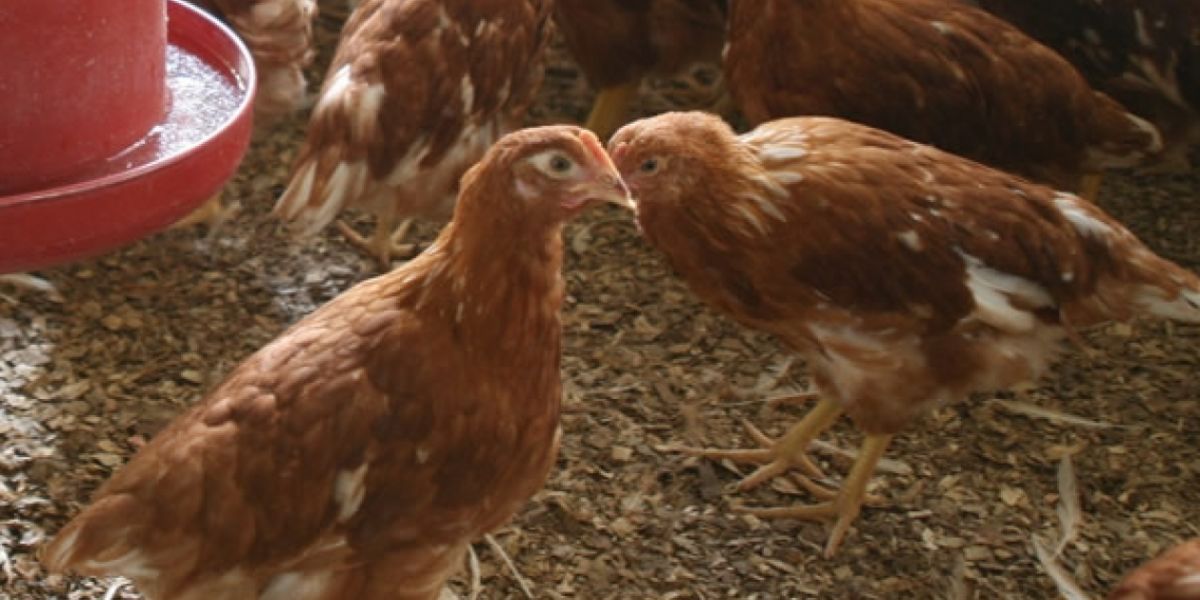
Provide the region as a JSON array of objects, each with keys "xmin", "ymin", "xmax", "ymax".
[
  {"xmin": 459, "ymin": 76, "xmax": 475, "ymax": 112},
  {"xmin": 1134, "ymin": 285, "xmax": 1200, "ymax": 323},
  {"xmin": 1174, "ymin": 573, "xmax": 1200, "ymax": 593},
  {"xmin": 759, "ymin": 144, "xmax": 807, "ymax": 162},
  {"xmin": 261, "ymin": 570, "xmax": 337, "ymax": 600},
  {"xmin": 275, "ymin": 160, "xmax": 316, "ymax": 220},
  {"xmin": 250, "ymin": 0, "xmax": 285, "ymax": 21},
  {"xmin": 81, "ymin": 548, "xmax": 158, "ymax": 582},
  {"xmin": 333, "ymin": 463, "xmax": 369, "ymax": 523},
  {"xmin": 317, "ymin": 65, "xmax": 354, "ymax": 113},
  {"xmin": 354, "ymin": 83, "xmax": 386, "ymax": 143},
  {"xmin": 733, "ymin": 204, "xmax": 768, "ymax": 235},
  {"xmin": 960, "ymin": 253, "xmax": 1054, "ymax": 333},
  {"xmin": 897, "ymin": 230, "xmax": 922, "ymax": 251},
  {"xmin": 747, "ymin": 193, "xmax": 787, "ymax": 223},
  {"xmin": 1053, "ymin": 193, "xmax": 1115, "ymax": 240},
  {"xmin": 930, "ymin": 20, "xmax": 954, "ymax": 35}
]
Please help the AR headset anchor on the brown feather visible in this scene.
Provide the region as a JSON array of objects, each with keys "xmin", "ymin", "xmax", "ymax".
[
  {"xmin": 41, "ymin": 125, "xmax": 621, "ymax": 600},
  {"xmin": 193, "ymin": 0, "xmax": 318, "ymax": 120},
  {"xmin": 977, "ymin": 0, "xmax": 1200, "ymax": 168},
  {"xmin": 724, "ymin": 0, "xmax": 1162, "ymax": 189},
  {"xmin": 1109, "ymin": 538, "xmax": 1200, "ymax": 600},
  {"xmin": 610, "ymin": 111, "xmax": 1199, "ymax": 435},
  {"xmin": 554, "ymin": 0, "xmax": 727, "ymax": 90},
  {"xmin": 274, "ymin": 0, "xmax": 553, "ymax": 239}
]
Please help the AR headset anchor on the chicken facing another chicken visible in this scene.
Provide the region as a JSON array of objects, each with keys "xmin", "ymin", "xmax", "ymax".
[
  {"xmin": 608, "ymin": 111, "xmax": 1200, "ymax": 557},
  {"xmin": 40, "ymin": 126, "xmax": 632, "ymax": 600},
  {"xmin": 275, "ymin": 0, "xmax": 553, "ymax": 268},
  {"xmin": 554, "ymin": 0, "xmax": 728, "ymax": 139},
  {"xmin": 1109, "ymin": 538, "xmax": 1200, "ymax": 600},
  {"xmin": 724, "ymin": 0, "xmax": 1162, "ymax": 199}
]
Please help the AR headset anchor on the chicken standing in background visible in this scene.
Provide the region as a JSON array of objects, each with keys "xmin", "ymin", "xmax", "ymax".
[
  {"xmin": 40, "ymin": 126, "xmax": 632, "ymax": 600},
  {"xmin": 976, "ymin": 0, "xmax": 1200, "ymax": 171},
  {"xmin": 554, "ymin": 0, "xmax": 727, "ymax": 139},
  {"xmin": 1109, "ymin": 538, "xmax": 1200, "ymax": 600},
  {"xmin": 608, "ymin": 111, "xmax": 1200, "ymax": 557},
  {"xmin": 174, "ymin": 0, "xmax": 317, "ymax": 232},
  {"xmin": 191, "ymin": 0, "xmax": 318, "ymax": 120},
  {"xmin": 724, "ymin": 0, "xmax": 1163, "ymax": 199},
  {"xmin": 275, "ymin": 0, "xmax": 553, "ymax": 268}
]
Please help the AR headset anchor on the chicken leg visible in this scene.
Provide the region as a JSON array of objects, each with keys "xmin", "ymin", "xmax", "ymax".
[
  {"xmin": 336, "ymin": 211, "xmax": 416, "ymax": 269},
  {"xmin": 742, "ymin": 433, "xmax": 894, "ymax": 557},
  {"xmin": 680, "ymin": 396, "xmax": 843, "ymax": 495},
  {"xmin": 1078, "ymin": 173, "xmax": 1103, "ymax": 203},
  {"xmin": 172, "ymin": 193, "xmax": 239, "ymax": 232},
  {"xmin": 584, "ymin": 82, "xmax": 640, "ymax": 141}
]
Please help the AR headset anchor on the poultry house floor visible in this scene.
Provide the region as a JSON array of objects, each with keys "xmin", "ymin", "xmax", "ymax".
[{"xmin": 2, "ymin": 11, "xmax": 1198, "ymax": 600}]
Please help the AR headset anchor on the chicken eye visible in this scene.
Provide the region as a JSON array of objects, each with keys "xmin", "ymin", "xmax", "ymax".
[
  {"xmin": 640, "ymin": 158, "xmax": 659, "ymax": 174},
  {"xmin": 529, "ymin": 150, "xmax": 578, "ymax": 179},
  {"xmin": 549, "ymin": 154, "xmax": 572, "ymax": 173}
]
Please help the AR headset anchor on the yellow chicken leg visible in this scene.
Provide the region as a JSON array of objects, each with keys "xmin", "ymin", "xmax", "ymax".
[
  {"xmin": 1078, "ymin": 173, "xmax": 1103, "ymax": 203},
  {"xmin": 336, "ymin": 215, "xmax": 416, "ymax": 269},
  {"xmin": 740, "ymin": 433, "xmax": 893, "ymax": 557},
  {"xmin": 584, "ymin": 82, "xmax": 640, "ymax": 141},
  {"xmin": 172, "ymin": 193, "xmax": 238, "ymax": 232},
  {"xmin": 679, "ymin": 397, "xmax": 843, "ymax": 493}
]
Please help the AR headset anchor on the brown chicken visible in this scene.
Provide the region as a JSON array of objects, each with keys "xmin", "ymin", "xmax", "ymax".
[
  {"xmin": 608, "ymin": 111, "xmax": 1200, "ymax": 556},
  {"xmin": 976, "ymin": 0, "xmax": 1200, "ymax": 170},
  {"xmin": 40, "ymin": 126, "xmax": 632, "ymax": 599},
  {"xmin": 173, "ymin": 0, "xmax": 318, "ymax": 232},
  {"xmin": 554, "ymin": 0, "xmax": 728, "ymax": 139},
  {"xmin": 274, "ymin": 0, "xmax": 553, "ymax": 267},
  {"xmin": 191, "ymin": 0, "xmax": 318, "ymax": 120},
  {"xmin": 724, "ymin": 0, "xmax": 1163, "ymax": 199},
  {"xmin": 1110, "ymin": 538, "xmax": 1200, "ymax": 600}
]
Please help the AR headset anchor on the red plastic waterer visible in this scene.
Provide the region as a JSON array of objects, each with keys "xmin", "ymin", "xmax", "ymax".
[
  {"xmin": 0, "ymin": 0, "xmax": 256, "ymax": 274},
  {"xmin": 0, "ymin": 0, "xmax": 167, "ymax": 195}
]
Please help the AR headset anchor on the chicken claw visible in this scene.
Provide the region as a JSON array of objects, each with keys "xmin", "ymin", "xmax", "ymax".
[
  {"xmin": 679, "ymin": 397, "xmax": 844, "ymax": 492},
  {"xmin": 738, "ymin": 434, "xmax": 894, "ymax": 558},
  {"xmin": 172, "ymin": 193, "xmax": 239, "ymax": 234},
  {"xmin": 336, "ymin": 217, "xmax": 417, "ymax": 269},
  {"xmin": 677, "ymin": 397, "xmax": 893, "ymax": 555}
]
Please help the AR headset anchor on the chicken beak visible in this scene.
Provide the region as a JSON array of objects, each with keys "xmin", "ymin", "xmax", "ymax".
[{"xmin": 577, "ymin": 130, "xmax": 634, "ymax": 209}]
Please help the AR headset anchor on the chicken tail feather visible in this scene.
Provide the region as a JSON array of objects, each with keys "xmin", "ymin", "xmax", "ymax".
[
  {"xmin": 1083, "ymin": 92, "xmax": 1163, "ymax": 169},
  {"xmin": 274, "ymin": 153, "xmax": 370, "ymax": 239},
  {"xmin": 273, "ymin": 61, "xmax": 383, "ymax": 238}
]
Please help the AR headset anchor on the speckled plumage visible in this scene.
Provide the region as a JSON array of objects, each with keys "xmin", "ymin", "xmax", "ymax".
[
  {"xmin": 40, "ymin": 125, "xmax": 628, "ymax": 600},
  {"xmin": 724, "ymin": 0, "xmax": 1163, "ymax": 190},
  {"xmin": 194, "ymin": 0, "xmax": 318, "ymax": 119},
  {"xmin": 977, "ymin": 0, "xmax": 1200, "ymax": 169},
  {"xmin": 609, "ymin": 111, "xmax": 1200, "ymax": 549},
  {"xmin": 274, "ymin": 0, "xmax": 552, "ymax": 259}
]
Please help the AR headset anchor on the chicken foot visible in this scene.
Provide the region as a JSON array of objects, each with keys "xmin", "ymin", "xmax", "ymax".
[
  {"xmin": 584, "ymin": 82, "xmax": 640, "ymax": 141},
  {"xmin": 336, "ymin": 213, "xmax": 416, "ymax": 269},
  {"xmin": 680, "ymin": 397, "xmax": 844, "ymax": 494},
  {"xmin": 172, "ymin": 193, "xmax": 239, "ymax": 233},
  {"xmin": 741, "ymin": 433, "xmax": 894, "ymax": 558}
]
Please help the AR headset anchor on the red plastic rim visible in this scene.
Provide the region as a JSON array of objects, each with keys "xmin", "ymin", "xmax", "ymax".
[
  {"xmin": 0, "ymin": 0, "xmax": 257, "ymax": 273},
  {"xmin": 0, "ymin": 2, "xmax": 255, "ymax": 208}
]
